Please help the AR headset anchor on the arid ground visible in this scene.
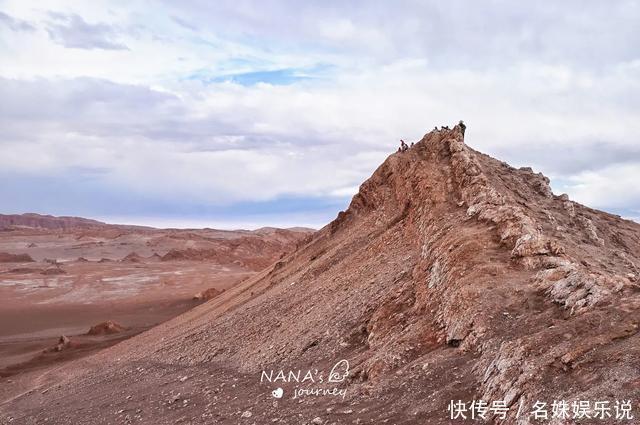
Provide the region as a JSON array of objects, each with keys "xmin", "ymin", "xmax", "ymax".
[
  {"xmin": 1, "ymin": 126, "xmax": 639, "ymax": 424},
  {"xmin": 0, "ymin": 219, "xmax": 311, "ymax": 401}
]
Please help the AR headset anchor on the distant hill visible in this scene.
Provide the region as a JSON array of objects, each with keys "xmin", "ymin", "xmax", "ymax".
[{"xmin": 0, "ymin": 213, "xmax": 108, "ymax": 230}]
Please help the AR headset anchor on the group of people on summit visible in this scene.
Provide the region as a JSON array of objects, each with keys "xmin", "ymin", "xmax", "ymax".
[
  {"xmin": 398, "ymin": 120, "xmax": 465, "ymax": 153},
  {"xmin": 398, "ymin": 139, "xmax": 412, "ymax": 152}
]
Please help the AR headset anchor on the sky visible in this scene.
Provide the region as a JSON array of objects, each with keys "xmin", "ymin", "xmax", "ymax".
[{"xmin": 0, "ymin": 1, "xmax": 639, "ymax": 229}]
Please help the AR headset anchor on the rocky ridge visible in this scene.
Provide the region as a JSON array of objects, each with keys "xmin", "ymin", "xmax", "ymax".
[{"xmin": 2, "ymin": 124, "xmax": 639, "ymax": 424}]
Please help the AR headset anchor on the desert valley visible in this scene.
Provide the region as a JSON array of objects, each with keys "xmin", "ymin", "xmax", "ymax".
[{"xmin": 0, "ymin": 215, "xmax": 310, "ymax": 391}]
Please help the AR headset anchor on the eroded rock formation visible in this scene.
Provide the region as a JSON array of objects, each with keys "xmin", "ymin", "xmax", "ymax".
[{"xmin": 3, "ymin": 124, "xmax": 639, "ymax": 424}]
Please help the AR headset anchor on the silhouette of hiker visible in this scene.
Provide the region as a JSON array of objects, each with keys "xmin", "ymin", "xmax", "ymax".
[
  {"xmin": 459, "ymin": 120, "xmax": 466, "ymax": 136},
  {"xmin": 399, "ymin": 140, "xmax": 408, "ymax": 152}
]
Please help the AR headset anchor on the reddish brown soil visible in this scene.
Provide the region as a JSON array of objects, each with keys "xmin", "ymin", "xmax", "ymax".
[
  {"xmin": 1, "ymin": 125, "xmax": 639, "ymax": 424},
  {"xmin": 0, "ymin": 223, "xmax": 311, "ymax": 414},
  {"xmin": 0, "ymin": 253, "xmax": 33, "ymax": 263}
]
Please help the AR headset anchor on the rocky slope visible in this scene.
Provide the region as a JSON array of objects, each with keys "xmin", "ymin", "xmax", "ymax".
[
  {"xmin": 2, "ymin": 124, "xmax": 639, "ymax": 424},
  {"xmin": 158, "ymin": 228, "xmax": 308, "ymax": 271}
]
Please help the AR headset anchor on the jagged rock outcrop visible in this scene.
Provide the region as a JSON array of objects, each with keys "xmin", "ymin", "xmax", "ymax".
[
  {"xmin": 42, "ymin": 336, "xmax": 73, "ymax": 353},
  {"xmin": 192, "ymin": 287, "xmax": 225, "ymax": 301},
  {"xmin": 87, "ymin": 321, "xmax": 127, "ymax": 336},
  {"xmin": 3, "ymin": 124, "xmax": 639, "ymax": 425}
]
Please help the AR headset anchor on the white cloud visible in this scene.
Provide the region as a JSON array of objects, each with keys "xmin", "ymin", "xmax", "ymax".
[
  {"xmin": 1, "ymin": 59, "xmax": 639, "ymax": 209},
  {"xmin": 563, "ymin": 164, "xmax": 640, "ymax": 210},
  {"xmin": 45, "ymin": 13, "xmax": 129, "ymax": 50},
  {"xmin": 0, "ymin": 0, "xmax": 639, "ymax": 226}
]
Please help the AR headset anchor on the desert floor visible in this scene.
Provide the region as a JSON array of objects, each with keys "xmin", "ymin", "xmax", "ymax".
[{"xmin": 0, "ymin": 228, "xmax": 258, "ymax": 401}]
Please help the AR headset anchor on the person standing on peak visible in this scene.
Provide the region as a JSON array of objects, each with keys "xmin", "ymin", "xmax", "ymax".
[
  {"xmin": 399, "ymin": 140, "xmax": 408, "ymax": 152},
  {"xmin": 459, "ymin": 120, "xmax": 466, "ymax": 136}
]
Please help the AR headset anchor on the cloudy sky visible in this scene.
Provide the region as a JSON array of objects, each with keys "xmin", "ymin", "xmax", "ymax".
[{"xmin": 1, "ymin": 1, "xmax": 639, "ymax": 229}]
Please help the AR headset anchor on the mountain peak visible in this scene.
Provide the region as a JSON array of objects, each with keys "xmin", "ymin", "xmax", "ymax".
[
  {"xmin": 5, "ymin": 124, "xmax": 639, "ymax": 424},
  {"xmin": 336, "ymin": 123, "xmax": 562, "ymax": 263}
]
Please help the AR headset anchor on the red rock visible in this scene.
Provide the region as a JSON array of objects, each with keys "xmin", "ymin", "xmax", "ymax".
[{"xmin": 87, "ymin": 321, "xmax": 128, "ymax": 336}]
